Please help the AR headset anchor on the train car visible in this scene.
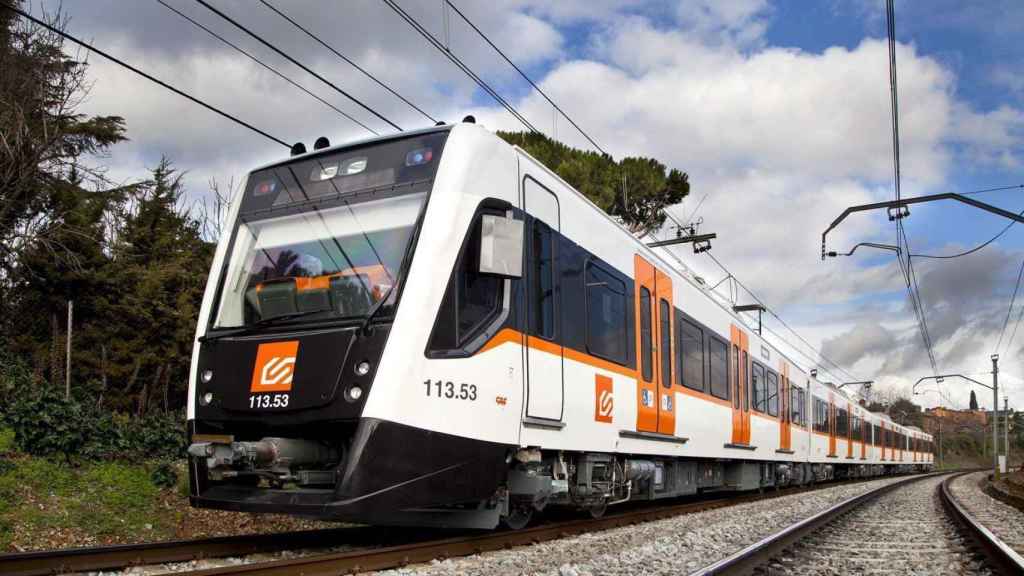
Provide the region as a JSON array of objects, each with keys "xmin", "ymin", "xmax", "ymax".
[{"xmin": 185, "ymin": 119, "xmax": 932, "ymax": 529}]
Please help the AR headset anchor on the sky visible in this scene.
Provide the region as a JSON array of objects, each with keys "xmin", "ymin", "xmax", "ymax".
[{"xmin": 28, "ymin": 0, "xmax": 1024, "ymax": 413}]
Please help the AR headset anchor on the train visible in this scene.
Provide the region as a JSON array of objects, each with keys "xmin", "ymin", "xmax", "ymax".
[{"xmin": 185, "ymin": 119, "xmax": 934, "ymax": 529}]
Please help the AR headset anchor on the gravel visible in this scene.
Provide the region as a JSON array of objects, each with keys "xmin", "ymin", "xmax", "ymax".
[
  {"xmin": 770, "ymin": 473, "xmax": 991, "ymax": 575},
  {"xmin": 949, "ymin": 470, "xmax": 1024, "ymax": 554},
  {"xmin": 373, "ymin": 476, "xmax": 913, "ymax": 576}
]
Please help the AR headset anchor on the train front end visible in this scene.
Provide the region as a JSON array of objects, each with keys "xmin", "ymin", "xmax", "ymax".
[{"xmin": 185, "ymin": 125, "xmax": 519, "ymax": 528}]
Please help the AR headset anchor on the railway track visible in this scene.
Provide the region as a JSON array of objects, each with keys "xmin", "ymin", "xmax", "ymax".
[
  {"xmin": 944, "ymin": 471, "xmax": 1024, "ymax": 574},
  {"xmin": 0, "ymin": 475, "xmax": 891, "ymax": 576},
  {"xmin": 689, "ymin": 471, "xmax": 1024, "ymax": 575}
]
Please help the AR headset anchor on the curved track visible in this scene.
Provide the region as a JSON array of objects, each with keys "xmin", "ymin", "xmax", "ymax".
[
  {"xmin": 942, "ymin": 471, "xmax": 1024, "ymax": 575},
  {"xmin": 689, "ymin": 471, "xmax": 1024, "ymax": 576}
]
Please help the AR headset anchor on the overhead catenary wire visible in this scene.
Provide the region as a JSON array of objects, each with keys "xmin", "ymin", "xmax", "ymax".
[
  {"xmin": 442, "ymin": 0, "xmax": 606, "ymax": 155},
  {"xmin": 886, "ymin": 0, "xmax": 939, "ymax": 376},
  {"xmin": 995, "ymin": 257, "xmax": 1024, "ymax": 354},
  {"xmin": 155, "ymin": 0, "xmax": 378, "ymax": 135},
  {"xmin": 2, "ymin": 4, "xmax": 290, "ymax": 149},
  {"xmin": 257, "ymin": 0, "xmax": 439, "ymax": 125},
  {"xmin": 380, "ymin": 0, "xmax": 540, "ymax": 134},
  {"xmin": 192, "ymin": 0, "xmax": 402, "ymax": 132}
]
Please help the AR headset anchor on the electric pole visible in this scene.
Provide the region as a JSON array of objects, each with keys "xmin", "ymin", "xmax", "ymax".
[
  {"xmin": 992, "ymin": 354, "xmax": 1000, "ymax": 480},
  {"xmin": 1006, "ymin": 396, "xmax": 1010, "ymax": 470},
  {"xmin": 66, "ymin": 300, "xmax": 73, "ymax": 400}
]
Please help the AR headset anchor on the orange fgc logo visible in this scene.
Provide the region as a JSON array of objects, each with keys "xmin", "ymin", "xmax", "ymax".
[
  {"xmin": 594, "ymin": 374, "xmax": 613, "ymax": 423},
  {"xmin": 250, "ymin": 341, "xmax": 299, "ymax": 393}
]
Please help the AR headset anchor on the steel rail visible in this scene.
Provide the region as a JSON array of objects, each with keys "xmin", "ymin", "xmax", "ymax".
[
  {"xmin": 172, "ymin": 478, "xmax": 874, "ymax": 576},
  {"xmin": 0, "ymin": 526, "xmax": 378, "ymax": 576},
  {"xmin": 940, "ymin": 471, "xmax": 1024, "ymax": 574},
  {"xmin": 686, "ymin": 471, "xmax": 943, "ymax": 576}
]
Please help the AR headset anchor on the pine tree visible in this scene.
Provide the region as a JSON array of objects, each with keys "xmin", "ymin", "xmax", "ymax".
[{"xmin": 970, "ymin": 390, "xmax": 979, "ymax": 411}]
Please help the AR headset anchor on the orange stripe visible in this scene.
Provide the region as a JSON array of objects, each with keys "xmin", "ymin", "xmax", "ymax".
[{"xmin": 478, "ymin": 327, "xmax": 638, "ymax": 379}]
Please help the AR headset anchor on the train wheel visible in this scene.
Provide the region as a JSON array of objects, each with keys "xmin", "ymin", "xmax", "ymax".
[
  {"xmin": 588, "ymin": 500, "xmax": 608, "ymax": 519},
  {"xmin": 501, "ymin": 506, "xmax": 533, "ymax": 530}
]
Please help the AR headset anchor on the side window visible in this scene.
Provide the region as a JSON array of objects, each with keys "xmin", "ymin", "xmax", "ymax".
[
  {"xmin": 708, "ymin": 337, "xmax": 729, "ymax": 400},
  {"xmin": 659, "ymin": 299, "xmax": 671, "ymax": 388},
  {"xmin": 742, "ymin": 351, "xmax": 749, "ymax": 411},
  {"xmin": 790, "ymin": 386, "xmax": 800, "ymax": 424},
  {"xmin": 530, "ymin": 220, "xmax": 555, "ymax": 339},
  {"xmin": 751, "ymin": 362, "xmax": 765, "ymax": 412},
  {"xmin": 679, "ymin": 319, "xmax": 704, "ymax": 392},
  {"xmin": 766, "ymin": 371, "xmax": 779, "ymax": 417},
  {"xmin": 585, "ymin": 263, "xmax": 627, "ymax": 364},
  {"xmin": 639, "ymin": 287, "xmax": 652, "ymax": 381},
  {"xmin": 732, "ymin": 345, "xmax": 740, "ymax": 409},
  {"xmin": 836, "ymin": 409, "xmax": 847, "ymax": 438},
  {"xmin": 427, "ymin": 209, "xmax": 504, "ymax": 353}
]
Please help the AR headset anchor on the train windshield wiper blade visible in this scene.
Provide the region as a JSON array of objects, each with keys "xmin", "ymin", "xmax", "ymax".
[{"xmin": 254, "ymin": 310, "xmax": 326, "ymax": 326}]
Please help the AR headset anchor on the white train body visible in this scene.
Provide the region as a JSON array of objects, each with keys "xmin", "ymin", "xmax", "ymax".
[{"xmin": 186, "ymin": 122, "xmax": 933, "ymax": 528}]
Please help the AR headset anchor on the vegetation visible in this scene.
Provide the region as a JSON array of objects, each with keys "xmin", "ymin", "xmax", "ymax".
[{"xmin": 497, "ymin": 131, "xmax": 690, "ymax": 235}]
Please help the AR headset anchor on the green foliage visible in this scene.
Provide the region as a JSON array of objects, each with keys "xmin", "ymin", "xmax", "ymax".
[
  {"xmin": 150, "ymin": 461, "xmax": 178, "ymax": 489},
  {"xmin": 0, "ymin": 375, "xmax": 185, "ymax": 461},
  {"xmin": 497, "ymin": 131, "xmax": 690, "ymax": 235}
]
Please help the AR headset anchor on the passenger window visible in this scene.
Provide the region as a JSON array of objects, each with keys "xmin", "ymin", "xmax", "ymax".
[
  {"xmin": 427, "ymin": 210, "xmax": 503, "ymax": 353},
  {"xmin": 530, "ymin": 220, "xmax": 555, "ymax": 339},
  {"xmin": 751, "ymin": 363, "xmax": 765, "ymax": 412},
  {"xmin": 584, "ymin": 263, "xmax": 627, "ymax": 364},
  {"xmin": 679, "ymin": 319, "xmax": 704, "ymax": 391},
  {"xmin": 708, "ymin": 337, "xmax": 729, "ymax": 400},
  {"xmin": 732, "ymin": 345, "xmax": 740, "ymax": 409},
  {"xmin": 639, "ymin": 287, "xmax": 652, "ymax": 382},
  {"xmin": 659, "ymin": 299, "xmax": 671, "ymax": 388},
  {"xmin": 742, "ymin": 351, "xmax": 749, "ymax": 411},
  {"xmin": 766, "ymin": 371, "xmax": 778, "ymax": 417}
]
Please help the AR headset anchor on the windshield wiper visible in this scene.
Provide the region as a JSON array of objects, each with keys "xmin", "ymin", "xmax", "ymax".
[
  {"xmin": 255, "ymin": 310, "xmax": 328, "ymax": 326},
  {"xmin": 359, "ymin": 284, "xmax": 396, "ymax": 336}
]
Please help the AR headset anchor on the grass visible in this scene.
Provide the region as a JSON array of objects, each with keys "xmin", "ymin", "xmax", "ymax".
[{"xmin": 0, "ymin": 456, "xmax": 181, "ymax": 549}]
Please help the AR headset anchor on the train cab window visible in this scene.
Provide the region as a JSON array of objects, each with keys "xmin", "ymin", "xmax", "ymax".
[
  {"xmin": 751, "ymin": 362, "xmax": 766, "ymax": 412},
  {"xmin": 639, "ymin": 287, "xmax": 653, "ymax": 382},
  {"xmin": 585, "ymin": 263, "xmax": 627, "ymax": 364},
  {"xmin": 427, "ymin": 209, "xmax": 504, "ymax": 353},
  {"xmin": 708, "ymin": 337, "xmax": 729, "ymax": 400},
  {"xmin": 679, "ymin": 318, "xmax": 705, "ymax": 392},
  {"xmin": 530, "ymin": 220, "xmax": 555, "ymax": 339},
  {"xmin": 659, "ymin": 299, "xmax": 671, "ymax": 388},
  {"xmin": 766, "ymin": 371, "xmax": 779, "ymax": 417}
]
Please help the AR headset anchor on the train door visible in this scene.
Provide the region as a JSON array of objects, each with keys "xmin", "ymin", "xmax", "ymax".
[
  {"xmin": 828, "ymin": 396, "xmax": 837, "ymax": 457},
  {"xmin": 779, "ymin": 362, "xmax": 791, "ymax": 451},
  {"xmin": 729, "ymin": 325, "xmax": 751, "ymax": 445},
  {"xmin": 881, "ymin": 423, "xmax": 887, "ymax": 461},
  {"xmin": 523, "ymin": 176, "xmax": 563, "ymax": 422},
  {"xmin": 633, "ymin": 255, "xmax": 676, "ymax": 434}
]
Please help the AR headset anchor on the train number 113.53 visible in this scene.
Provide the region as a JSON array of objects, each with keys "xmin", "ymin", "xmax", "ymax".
[{"xmin": 423, "ymin": 379, "xmax": 477, "ymax": 401}]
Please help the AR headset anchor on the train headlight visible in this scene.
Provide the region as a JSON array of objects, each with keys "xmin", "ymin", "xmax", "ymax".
[
  {"xmin": 348, "ymin": 386, "xmax": 363, "ymax": 401},
  {"xmin": 201, "ymin": 392, "xmax": 214, "ymax": 406},
  {"xmin": 201, "ymin": 369, "xmax": 214, "ymax": 383},
  {"xmin": 355, "ymin": 361, "xmax": 371, "ymax": 376}
]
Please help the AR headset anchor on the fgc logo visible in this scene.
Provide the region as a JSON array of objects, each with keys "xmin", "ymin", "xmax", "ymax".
[
  {"xmin": 250, "ymin": 341, "xmax": 299, "ymax": 393},
  {"xmin": 594, "ymin": 375, "xmax": 613, "ymax": 423}
]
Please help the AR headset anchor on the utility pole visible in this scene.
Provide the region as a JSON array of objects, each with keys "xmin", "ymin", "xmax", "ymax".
[
  {"xmin": 992, "ymin": 354, "xmax": 1000, "ymax": 480},
  {"xmin": 65, "ymin": 300, "xmax": 73, "ymax": 400},
  {"xmin": 1005, "ymin": 396, "xmax": 1010, "ymax": 470}
]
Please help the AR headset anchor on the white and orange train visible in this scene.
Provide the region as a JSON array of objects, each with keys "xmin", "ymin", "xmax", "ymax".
[{"xmin": 185, "ymin": 120, "xmax": 934, "ymax": 529}]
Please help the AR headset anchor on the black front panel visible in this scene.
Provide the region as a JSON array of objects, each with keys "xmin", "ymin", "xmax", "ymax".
[{"xmin": 195, "ymin": 324, "xmax": 389, "ymax": 427}]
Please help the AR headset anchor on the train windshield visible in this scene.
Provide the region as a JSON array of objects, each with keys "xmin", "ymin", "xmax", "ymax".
[{"xmin": 212, "ymin": 130, "xmax": 447, "ymax": 329}]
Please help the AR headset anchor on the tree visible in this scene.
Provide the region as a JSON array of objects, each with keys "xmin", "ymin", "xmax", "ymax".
[
  {"xmin": 496, "ymin": 131, "xmax": 690, "ymax": 235},
  {"xmin": 970, "ymin": 390, "xmax": 978, "ymax": 411},
  {"xmin": 0, "ymin": 2, "xmax": 125, "ymax": 270}
]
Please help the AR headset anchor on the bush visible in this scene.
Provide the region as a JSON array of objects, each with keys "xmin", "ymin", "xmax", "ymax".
[
  {"xmin": 150, "ymin": 461, "xmax": 178, "ymax": 488},
  {"xmin": 1, "ymin": 376, "xmax": 186, "ymax": 462}
]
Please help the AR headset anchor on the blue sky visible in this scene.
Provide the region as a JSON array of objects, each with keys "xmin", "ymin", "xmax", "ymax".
[{"xmin": 34, "ymin": 0, "xmax": 1024, "ymax": 408}]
